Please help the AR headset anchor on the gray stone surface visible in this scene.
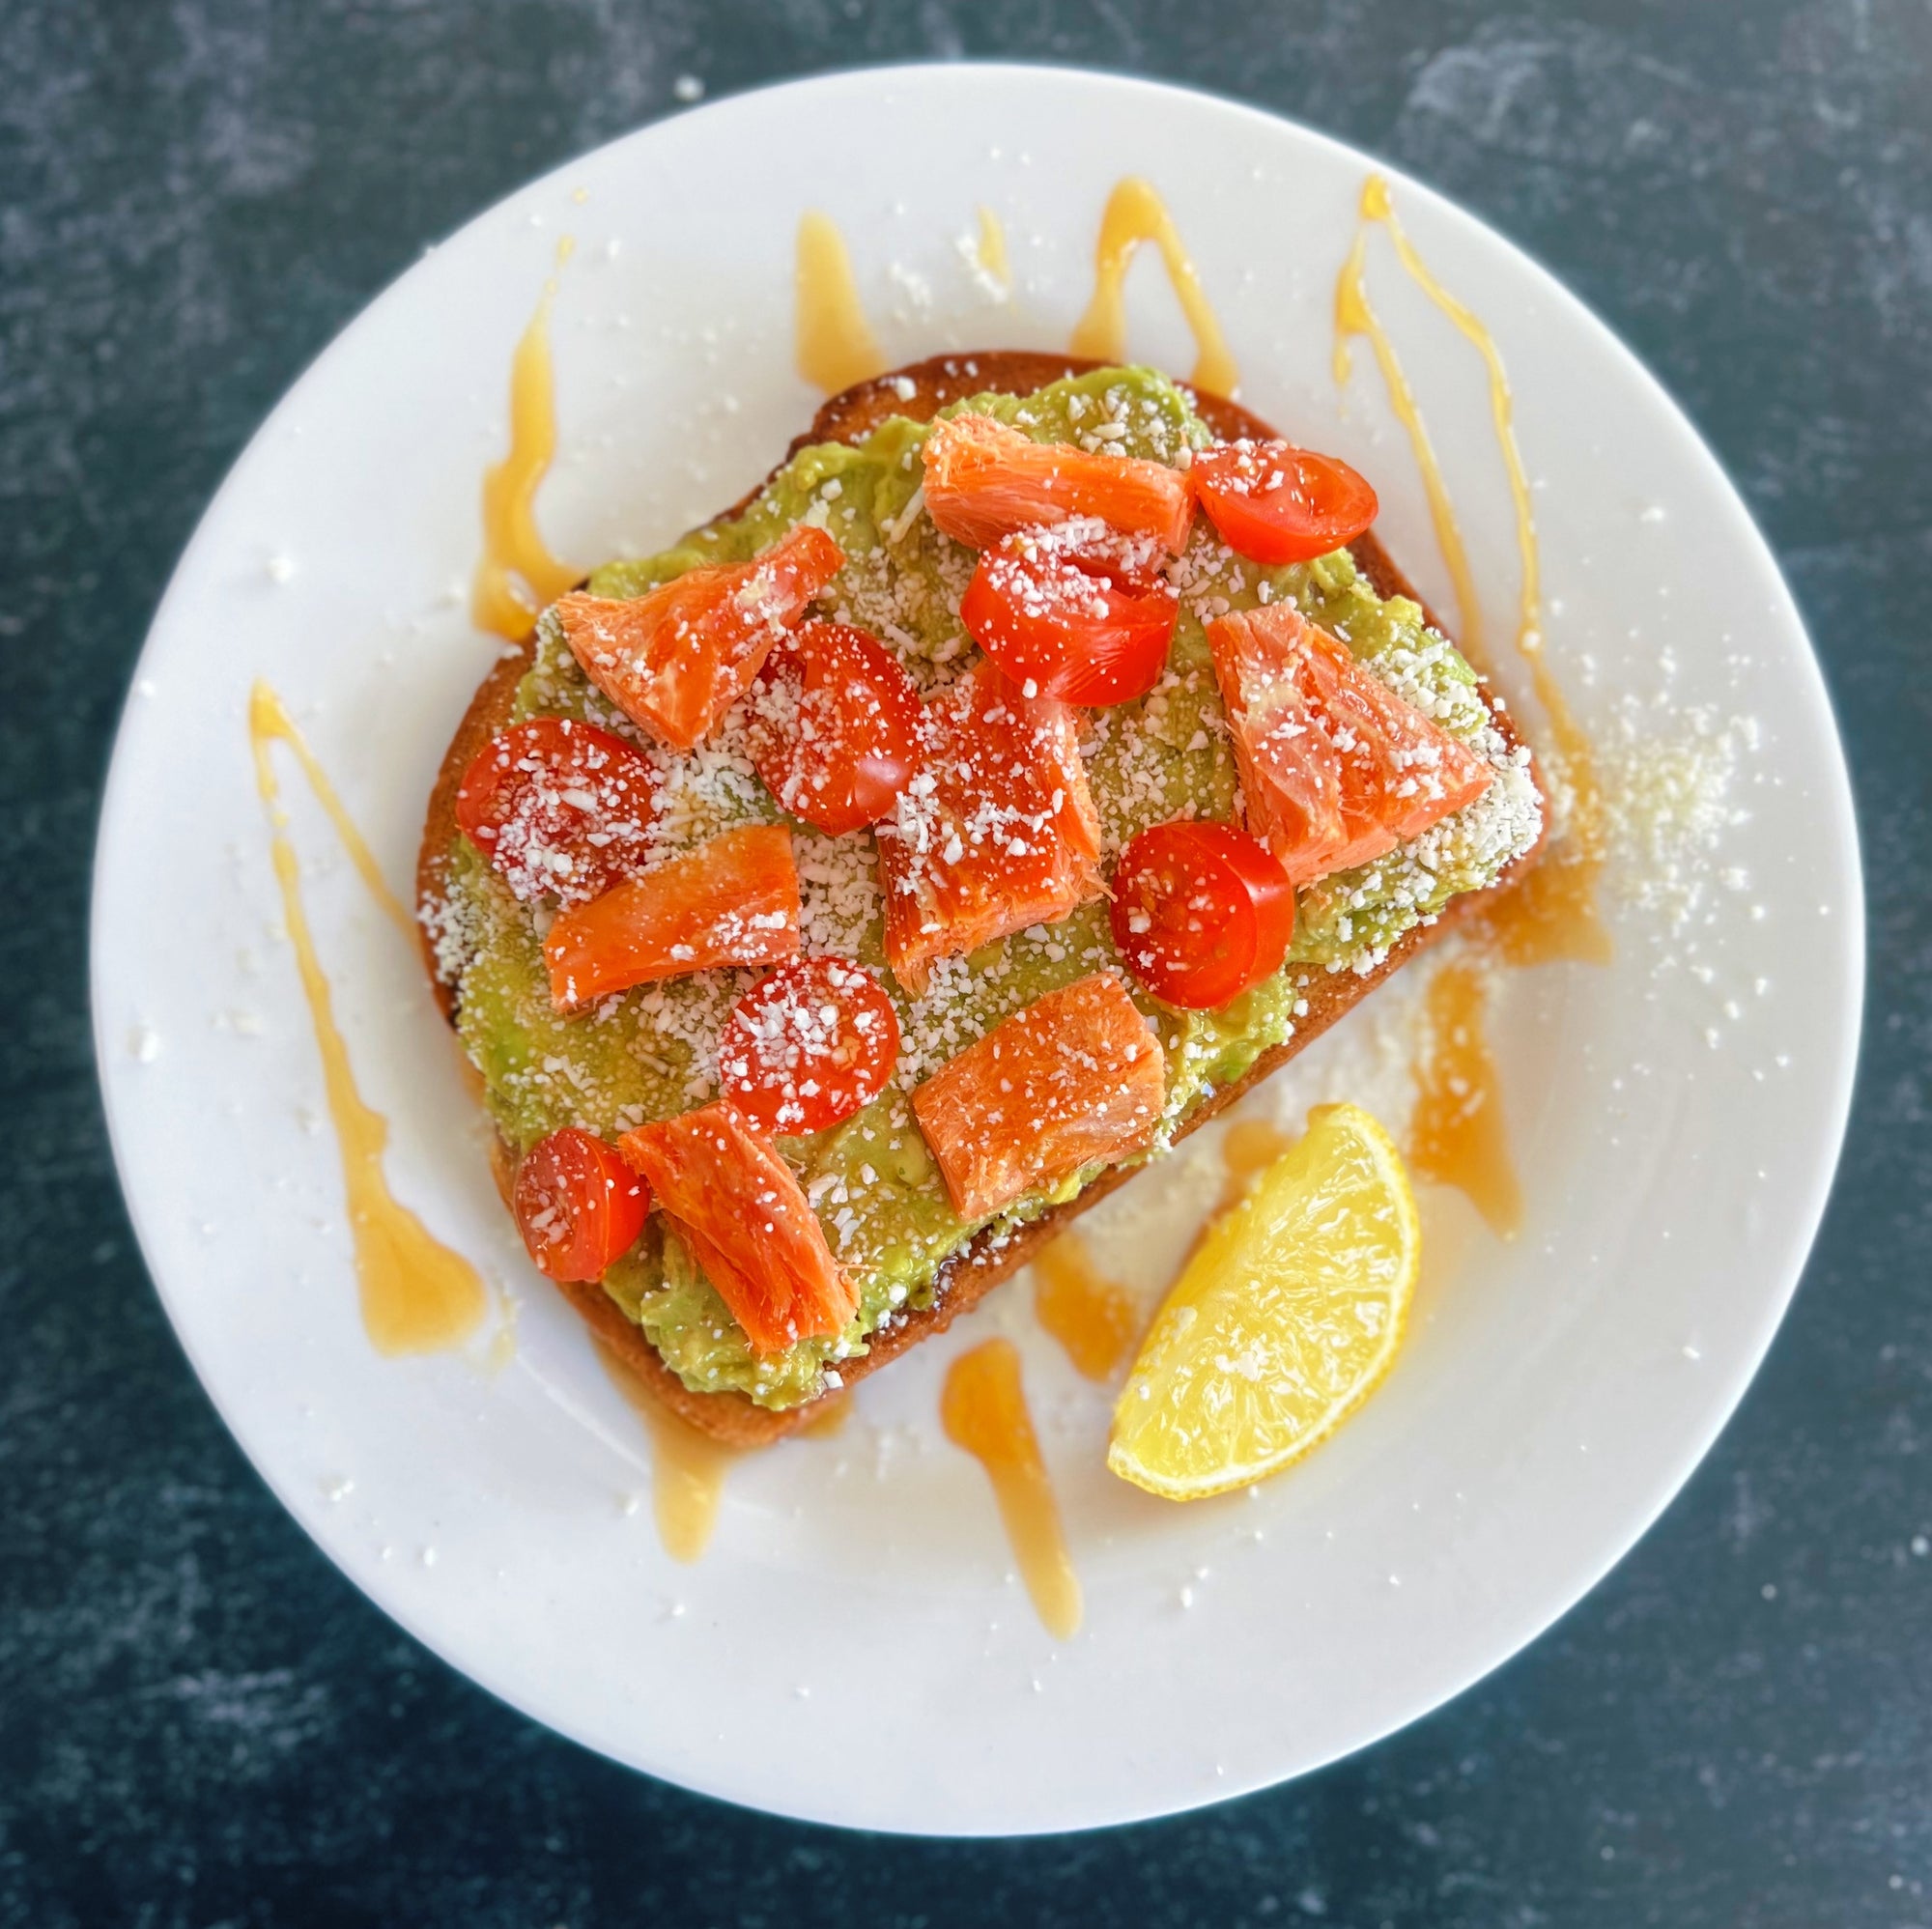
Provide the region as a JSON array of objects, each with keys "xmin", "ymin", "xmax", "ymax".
[{"xmin": 3, "ymin": 2, "xmax": 1928, "ymax": 1923}]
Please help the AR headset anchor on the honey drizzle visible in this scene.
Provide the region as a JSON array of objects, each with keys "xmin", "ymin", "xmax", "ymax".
[
  {"xmin": 472, "ymin": 238, "xmax": 580, "ymax": 642},
  {"xmin": 975, "ymin": 204, "xmax": 1011, "ymax": 290},
  {"xmin": 594, "ymin": 1340, "xmax": 734, "ymax": 1563},
  {"xmin": 1333, "ymin": 206, "xmax": 1486, "ymax": 668},
  {"xmin": 1071, "ymin": 178, "xmax": 1238, "ymax": 399},
  {"xmin": 801, "ymin": 1388, "xmax": 852, "ymax": 1437},
  {"xmin": 795, "ymin": 211, "xmax": 886, "ymax": 396},
  {"xmin": 1217, "ymin": 1119, "xmax": 1295, "ymax": 1206},
  {"xmin": 1408, "ymin": 960, "xmax": 1522, "ymax": 1237},
  {"xmin": 248, "ymin": 683, "xmax": 489, "ymax": 1354},
  {"xmin": 942, "ymin": 1340, "xmax": 1082, "ymax": 1638},
  {"xmin": 1033, "ymin": 1234, "xmax": 1138, "ymax": 1381},
  {"xmin": 1337, "ymin": 174, "xmax": 1611, "ymax": 967},
  {"xmin": 247, "ymin": 683, "xmax": 413, "ymax": 939}
]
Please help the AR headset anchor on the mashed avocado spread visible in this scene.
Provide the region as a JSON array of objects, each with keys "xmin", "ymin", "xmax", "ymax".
[{"xmin": 428, "ymin": 367, "xmax": 1541, "ymax": 1407}]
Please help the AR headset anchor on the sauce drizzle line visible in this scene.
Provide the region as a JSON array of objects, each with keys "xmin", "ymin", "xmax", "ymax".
[
  {"xmin": 1336, "ymin": 174, "xmax": 1610, "ymax": 968},
  {"xmin": 473, "ymin": 237, "xmax": 580, "ymax": 643},
  {"xmin": 1072, "ymin": 178, "xmax": 1238, "ymax": 399},
  {"xmin": 975, "ymin": 204, "xmax": 1011, "ymax": 291},
  {"xmin": 595, "ymin": 1340, "xmax": 734, "ymax": 1563},
  {"xmin": 1034, "ymin": 1234, "xmax": 1138, "ymax": 1381},
  {"xmin": 249, "ymin": 682, "xmax": 488, "ymax": 1354},
  {"xmin": 1407, "ymin": 958, "xmax": 1523, "ymax": 1238},
  {"xmin": 943, "ymin": 1339, "xmax": 1082, "ymax": 1638},
  {"xmin": 795, "ymin": 211, "xmax": 886, "ymax": 396}
]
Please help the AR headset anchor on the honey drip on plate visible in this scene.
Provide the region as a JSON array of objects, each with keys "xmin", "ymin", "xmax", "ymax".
[
  {"xmin": 1218, "ymin": 1119, "xmax": 1294, "ymax": 1206},
  {"xmin": 595, "ymin": 1340, "xmax": 733, "ymax": 1563},
  {"xmin": 801, "ymin": 1388, "xmax": 852, "ymax": 1437},
  {"xmin": 473, "ymin": 237, "xmax": 581, "ymax": 642},
  {"xmin": 1408, "ymin": 960, "xmax": 1522, "ymax": 1238},
  {"xmin": 1034, "ymin": 1234, "xmax": 1138, "ymax": 1380},
  {"xmin": 795, "ymin": 211, "xmax": 886, "ymax": 396},
  {"xmin": 1071, "ymin": 178, "xmax": 1238, "ymax": 399},
  {"xmin": 247, "ymin": 683, "xmax": 414, "ymax": 940},
  {"xmin": 942, "ymin": 1339, "xmax": 1082, "ymax": 1638},
  {"xmin": 1333, "ymin": 195, "xmax": 1486, "ymax": 670},
  {"xmin": 248, "ymin": 683, "xmax": 488, "ymax": 1354},
  {"xmin": 1337, "ymin": 174, "xmax": 1610, "ymax": 968},
  {"xmin": 975, "ymin": 204, "xmax": 1011, "ymax": 290}
]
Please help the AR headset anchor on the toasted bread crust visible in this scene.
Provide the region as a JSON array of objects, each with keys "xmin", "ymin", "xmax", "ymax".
[{"xmin": 419, "ymin": 353, "xmax": 1542, "ymax": 1447}]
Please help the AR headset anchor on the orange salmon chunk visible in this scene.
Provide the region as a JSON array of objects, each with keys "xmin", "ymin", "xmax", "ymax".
[
  {"xmin": 876, "ymin": 662, "xmax": 1102, "ymax": 994},
  {"xmin": 1208, "ymin": 604, "xmax": 1492, "ymax": 891},
  {"xmin": 620, "ymin": 1102, "xmax": 858, "ymax": 1356},
  {"xmin": 920, "ymin": 411, "xmax": 1194, "ymax": 553},
  {"xmin": 555, "ymin": 525, "xmax": 843, "ymax": 751},
  {"xmin": 543, "ymin": 824, "xmax": 801, "ymax": 1009},
  {"xmin": 911, "ymin": 973, "xmax": 1167, "ymax": 1221}
]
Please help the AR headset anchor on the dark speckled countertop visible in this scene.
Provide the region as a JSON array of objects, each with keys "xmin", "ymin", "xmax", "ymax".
[{"xmin": 4, "ymin": 4, "xmax": 1929, "ymax": 1924}]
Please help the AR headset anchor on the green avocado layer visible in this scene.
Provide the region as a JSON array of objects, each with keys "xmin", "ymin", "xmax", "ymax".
[{"xmin": 428, "ymin": 367, "xmax": 1539, "ymax": 1408}]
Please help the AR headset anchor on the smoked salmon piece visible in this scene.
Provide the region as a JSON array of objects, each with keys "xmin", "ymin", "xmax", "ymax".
[
  {"xmin": 1208, "ymin": 605, "xmax": 1492, "ymax": 890},
  {"xmin": 543, "ymin": 824, "xmax": 800, "ymax": 1009},
  {"xmin": 555, "ymin": 525, "xmax": 843, "ymax": 751},
  {"xmin": 876, "ymin": 662, "xmax": 1102, "ymax": 995},
  {"xmin": 620, "ymin": 1102, "xmax": 858, "ymax": 1355},
  {"xmin": 920, "ymin": 412, "xmax": 1194, "ymax": 554},
  {"xmin": 911, "ymin": 973, "xmax": 1166, "ymax": 1221}
]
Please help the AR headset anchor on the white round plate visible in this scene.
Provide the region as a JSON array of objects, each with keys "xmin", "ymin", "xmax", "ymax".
[{"xmin": 93, "ymin": 66, "xmax": 1861, "ymax": 1833}]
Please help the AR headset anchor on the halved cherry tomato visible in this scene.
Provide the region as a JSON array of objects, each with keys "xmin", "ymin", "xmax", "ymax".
[
  {"xmin": 1208, "ymin": 605, "xmax": 1492, "ymax": 890},
  {"xmin": 1190, "ymin": 440, "xmax": 1378, "ymax": 565},
  {"xmin": 618, "ymin": 1101, "xmax": 858, "ymax": 1355},
  {"xmin": 921, "ymin": 412, "xmax": 1194, "ymax": 553},
  {"xmin": 1109, "ymin": 820, "xmax": 1296, "ymax": 1010},
  {"xmin": 910, "ymin": 973, "xmax": 1166, "ymax": 1220},
  {"xmin": 513, "ymin": 1126, "xmax": 651, "ymax": 1283},
  {"xmin": 554, "ymin": 525, "xmax": 844, "ymax": 752},
  {"xmin": 876, "ymin": 662, "xmax": 1103, "ymax": 995},
  {"xmin": 958, "ymin": 520, "xmax": 1178, "ymax": 707},
  {"xmin": 454, "ymin": 718, "xmax": 658, "ymax": 906},
  {"xmin": 744, "ymin": 621, "xmax": 926, "ymax": 836},
  {"xmin": 543, "ymin": 824, "xmax": 800, "ymax": 1009},
  {"xmin": 716, "ymin": 955, "xmax": 901, "ymax": 1136}
]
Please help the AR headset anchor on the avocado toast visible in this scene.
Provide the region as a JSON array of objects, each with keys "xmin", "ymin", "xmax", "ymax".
[{"xmin": 417, "ymin": 352, "xmax": 1546, "ymax": 1446}]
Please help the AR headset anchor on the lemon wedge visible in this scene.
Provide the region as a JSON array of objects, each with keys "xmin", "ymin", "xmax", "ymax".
[{"xmin": 1107, "ymin": 1101, "xmax": 1420, "ymax": 1501}]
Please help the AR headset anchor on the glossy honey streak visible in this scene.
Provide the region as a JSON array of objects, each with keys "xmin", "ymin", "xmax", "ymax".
[
  {"xmin": 247, "ymin": 684, "xmax": 414, "ymax": 939},
  {"xmin": 801, "ymin": 1388, "xmax": 852, "ymax": 1437},
  {"xmin": 249, "ymin": 684, "xmax": 488, "ymax": 1354},
  {"xmin": 1339, "ymin": 174, "xmax": 1610, "ymax": 968},
  {"xmin": 1218, "ymin": 1119, "xmax": 1295, "ymax": 1204},
  {"xmin": 1071, "ymin": 178, "xmax": 1238, "ymax": 399},
  {"xmin": 473, "ymin": 238, "xmax": 581, "ymax": 642},
  {"xmin": 1333, "ymin": 207, "xmax": 1487, "ymax": 670},
  {"xmin": 595, "ymin": 1340, "xmax": 733, "ymax": 1562},
  {"xmin": 1409, "ymin": 960, "xmax": 1522, "ymax": 1237},
  {"xmin": 795, "ymin": 211, "xmax": 886, "ymax": 396},
  {"xmin": 942, "ymin": 1340, "xmax": 1082, "ymax": 1638},
  {"xmin": 1033, "ymin": 1234, "xmax": 1138, "ymax": 1381},
  {"xmin": 975, "ymin": 204, "xmax": 1011, "ymax": 290}
]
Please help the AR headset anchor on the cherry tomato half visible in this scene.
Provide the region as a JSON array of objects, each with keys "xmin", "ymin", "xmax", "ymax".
[
  {"xmin": 1190, "ymin": 439, "xmax": 1378, "ymax": 566},
  {"xmin": 455, "ymin": 718, "xmax": 658, "ymax": 906},
  {"xmin": 513, "ymin": 1126, "xmax": 652, "ymax": 1282},
  {"xmin": 1109, "ymin": 820, "xmax": 1296, "ymax": 1010},
  {"xmin": 716, "ymin": 955, "xmax": 902, "ymax": 1136},
  {"xmin": 958, "ymin": 522, "xmax": 1179, "ymax": 707},
  {"xmin": 745, "ymin": 621, "xmax": 927, "ymax": 836}
]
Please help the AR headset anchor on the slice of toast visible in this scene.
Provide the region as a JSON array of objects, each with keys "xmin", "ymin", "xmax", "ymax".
[{"xmin": 417, "ymin": 353, "xmax": 1544, "ymax": 1447}]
